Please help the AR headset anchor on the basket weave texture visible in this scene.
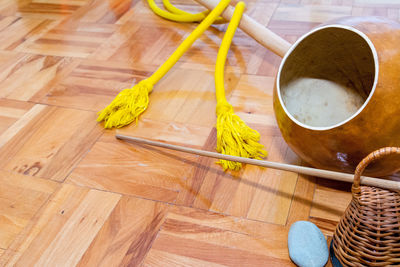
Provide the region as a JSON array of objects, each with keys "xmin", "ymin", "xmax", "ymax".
[{"xmin": 333, "ymin": 147, "xmax": 400, "ymax": 266}]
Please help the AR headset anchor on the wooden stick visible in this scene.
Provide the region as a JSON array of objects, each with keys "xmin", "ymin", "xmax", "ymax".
[
  {"xmin": 116, "ymin": 134, "xmax": 400, "ymax": 191},
  {"xmin": 193, "ymin": 0, "xmax": 291, "ymax": 58}
]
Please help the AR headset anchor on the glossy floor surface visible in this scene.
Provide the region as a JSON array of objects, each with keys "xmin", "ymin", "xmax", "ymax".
[{"xmin": 0, "ymin": 0, "xmax": 399, "ymax": 266}]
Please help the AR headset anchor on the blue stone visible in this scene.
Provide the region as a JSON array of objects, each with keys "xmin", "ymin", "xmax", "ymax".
[{"xmin": 288, "ymin": 221, "xmax": 329, "ymax": 267}]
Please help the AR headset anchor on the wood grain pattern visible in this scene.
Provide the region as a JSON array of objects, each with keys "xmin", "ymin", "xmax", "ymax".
[
  {"xmin": 3, "ymin": 184, "xmax": 120, "ymax": 267},
  {"xmin": 67, "ymin": 132, "xmax": 198, "ymax": 203},
  {"xmin": 0, "ymin": 106, "xmax": 102, "ymax": 181},
  {"xmin": 273, "ymin": 4, "xmax": 352, "ymax": 22},
  {"xmin": 78, "ymin": 197, "xmax": 168, "ymax": 267},
  {"xmin": 20, "ymin": 22, "xmax": 116, "ymax": 57},
  {"xmin": 143, "ymin": 205, "xmax": 292, "ymax": 266},
  {"xmin": 0, "ymin": 99, "xmax": 35, "ymax": 135},
  {"xmin": 245, "ymin": 136, "xmax": 299, "ymax": 224},
  {"xmin": 149, "ymin": 233, "xmax": 290, "ymax": 266},
  {"xmin": 0, "ymin": 0, "xmax": 398, "ymax": 265},
  {"xmin": 310, "ymin": 180, "xmax": 352, "ymax": 228},
  {"xmin": 0, "ymin": 18, "xmax": 53, "ymax": 50},
  {"xmin": 38, "ymin": 59, "xmax": 146, "ymax": 111},
  {"xmin": 0, "ymin": 55, "xmax": 75, "ymax": 101},
  {"xmin": 143, "ymin": 250, "xmax": 228, "ymax": 267},
  {"xmin": 0, "ymin": 104, "xmax": 47, "ymax": 150},
  {"xmin": 286, "ymin": 174, "xmax": 316, "ymax": 226},
  {"xmin": 0, "ymin": 171, "xmax": 59, "ymax": 249}
]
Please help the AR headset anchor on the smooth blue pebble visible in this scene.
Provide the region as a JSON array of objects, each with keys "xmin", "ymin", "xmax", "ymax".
[{"xmin": 288, "ymin": 221, "xmax": 329, "ymax": 267}]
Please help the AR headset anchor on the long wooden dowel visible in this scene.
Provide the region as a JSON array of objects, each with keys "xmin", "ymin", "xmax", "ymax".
[
  {"xmin": 115, "ymin": 134, "xmax": 400, "ymax": 191},
  {"xmin": 194, "ymin": 0, "xmax": 291, "ymax": 57}
]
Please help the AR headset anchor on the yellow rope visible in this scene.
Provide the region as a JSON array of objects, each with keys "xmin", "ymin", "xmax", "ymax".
[
  {"xmin": 214, "ymin": 2, "xmax": 267, "ymax": 170},
  {"xmin": 98, "ymin": 0, "xmax": 267, "ymax": 170},
  {"xmin": 162, "ymin": 0, "xmax": 197, "ymax": 15},
  {"xmin": 97, "ymin": 0, "xmax": 230, "ymax": 128},
  {"xmin": 147, "ymin": 0, "xmax": 207, "ymax": 22},
  {"xmin": 161, "ymin": 0, "xmax": 226, "ymax": 24}
]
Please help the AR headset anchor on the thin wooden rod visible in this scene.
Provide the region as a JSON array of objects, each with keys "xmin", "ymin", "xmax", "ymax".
[{"xmin": 116, "ymin": 134, "xmax": 400, "ymax": 191}]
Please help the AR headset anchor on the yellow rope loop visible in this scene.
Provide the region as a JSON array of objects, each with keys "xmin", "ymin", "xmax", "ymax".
[
  {"xmin": 214, "ymin": 2, "xmax": 267, "ymax": 171},
  {"xmin": 147, "ymin": 0, "xmax": 201, "ymax": 22},
  {"xmin": 162, "ymin": 0, "xmax": 205, "ymax": 15},
  {"xmin": 161, "ymin": 0, "xmax": 226, "ymax": 24},
  {"xmin": 148, "ymin": 0, "xmax": 225, "ymax": 23}
]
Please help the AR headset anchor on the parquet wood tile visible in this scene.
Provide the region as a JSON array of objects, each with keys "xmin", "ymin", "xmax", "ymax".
[
  {"xmin": 245, "ymin": 136, "xmax": 299, "ymax": 224},
  {"xmin": 89, "ymin": 21, "xmax": 141, "ymax": 60},
  {"xmin": 309, "ymin": 180, "xmax": 352, "ymax": 235},
  {"xmin": 118, "ymin": 118, "xmax": 212, "ymax": 147},
  {"xmin": 37, "ymin": 59, "xmax": 148, "ymax": 111},
  {"xmin": 0, "ymin": 104, "xmax": 46, "ymax": 150},
  {"xmin": 176, "ymin": 126, "xmax": 299, "ymax": 226},
  {"xmin": 0, "ymin": 18, "xmax": 56, "ymax": 51},
  {"xmin": 0, "ymin": 99, "xmax": 34, "ymax": 134},
  {"xmin": 143, "ymin": 250, "xmax": 228, "ymax": 267},
  {"xmin": 65, "ymin": 0, "xmax": 138, "ymax": 24},
  {"xmin": 0, "ymin": 50, "xmax": 25, "ymax": 75},
  {"xmin": 268, "ymin": 20, "xmax": 319, "ymax": 37},
  {"xmin": 228, "ymin": 74, "xmax": 277, "ymax": 125},
  {"xmin": 272, "ymin": 3, "xmax": 352, "ymax": 22},
  {"xmin": 77, "ymin": 196, "xmax": 168, "ymax": 267},
  {"xmin": 0, "ymin": 0, "xmax": 398, "ymax": 265},
  {"xmin": 67, "ymin": 131, "xmax": 198, "ymax": 203},
  {"xmin": 143, "ymin": 206, "xmax": 292, "ymax": 266},
  {"xmin": 0, "ymin": 171, "xmax": 59, "ymax": 250},
  {"xmin": 15, "ymin": 2, "xmax": 85, "ymax": 19},
  {"xmin": 165, "ymin": 205, "xmax": 287, "ymax": 240},
  {"xmin": 111, "ymin": 66, "xmax": 240, "ymax": 129},
  {"xmin": 139, "ymin": 68, "xmax": 224, "ymax": 126},
  {"xmin": 0, "ymin": 106, "xmax": 102, "ymax": 181},
  {"xmin": 113, "ymin": 25, "xmax": 189, "ymax": 66},
  {"xmin": 2, "ymin": 184, "xmax": 121, "ymax": 267},
  {"xmin": 148, "ymin": 234, "xmax": 291, "ymax": 266},
  {"xmin": 285, "ymin": 174, "xmax": 316, "ymax": 226},
  {"xmin": 0, "ymin": 55, "xmax": 75, "ymax": 101},
  {"xmin": 0, "ymin": 0, "xmax": 91, "ymax": 18},
  {"xmin": 18, "ymin": 22, "xmax": 116, "ymax": 58}
]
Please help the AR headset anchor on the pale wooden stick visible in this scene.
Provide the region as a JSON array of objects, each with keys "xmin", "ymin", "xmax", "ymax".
[
  {"xmin": 115, "ymin": 134, "xmax": 400, "ymax": 191},
  {"xmin": 193, "ymin": 0, "xmax": 291, "ymax": 58}
]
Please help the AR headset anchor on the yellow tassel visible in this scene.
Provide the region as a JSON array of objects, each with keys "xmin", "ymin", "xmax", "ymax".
[
  {"xmin": 213, "ymin": 2, "xmax": 266, "ymax": 171},
  {"xmin": 216, "ymin": 102, "xmax": 267, "ymax": 171},
  {"xmin": 97, "ymin": 80, "xmax": 153, "ymax": 128}
]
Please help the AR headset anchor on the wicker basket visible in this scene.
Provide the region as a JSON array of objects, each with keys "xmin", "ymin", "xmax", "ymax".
[{"xmin": 332, "ymin": 147, "xmax": 400, "ymax": 266}]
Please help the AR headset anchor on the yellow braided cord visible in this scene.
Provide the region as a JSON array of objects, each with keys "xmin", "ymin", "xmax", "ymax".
[
  {"xmin": 162, "ymin": 0, "xmax": 196, "ymax": 14},
  {"xmin": 147, "ymin": 0, "xmax": 230, "ymax": 85},
  {"xmin": 215, "ymin": 2, "xmax": 267, "ymax": 171},
  {"xmin": 98, "ymin": 0, "xmax": 230, "ymax": 128},
  {"xmin": 147, "ymin": 0, "xmax": 206, "ymax": 22},
  {"xmin": 161, "ymin": 0, "xmax": 226, "ymax": 24}
]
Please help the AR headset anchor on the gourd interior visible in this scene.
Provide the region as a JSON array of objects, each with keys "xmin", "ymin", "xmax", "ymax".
[{"xmin": 278, "ymin": 26, "xmax": 376, "ymax": 129}]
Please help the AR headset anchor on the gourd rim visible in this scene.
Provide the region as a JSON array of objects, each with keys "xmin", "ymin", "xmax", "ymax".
[{"xmin": 276, "ymin": 24, "xmax": 379, "ymax": 131}]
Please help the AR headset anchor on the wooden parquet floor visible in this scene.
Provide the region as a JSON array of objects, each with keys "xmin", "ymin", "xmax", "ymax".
[{"xmin": 0, "ymin": 0, "xmax": 399, "ymax": 266}]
